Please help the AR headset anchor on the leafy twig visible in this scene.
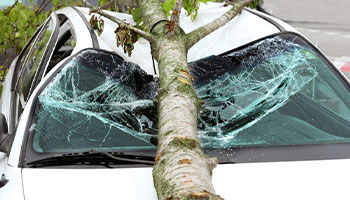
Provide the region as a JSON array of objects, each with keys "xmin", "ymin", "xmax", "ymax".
[{"xmin": 82, "ymin": 0, "xmax": 154, "ymax": 42}]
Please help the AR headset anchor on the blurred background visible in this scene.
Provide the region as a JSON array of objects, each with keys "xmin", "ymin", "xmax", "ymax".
[{"xmin": 264, "ymin": 0, "xmax": 350, "ymax": 60}]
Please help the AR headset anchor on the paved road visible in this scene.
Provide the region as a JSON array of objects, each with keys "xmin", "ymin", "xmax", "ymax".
[{"xmin": 263, "ymin": 0, "xmax": 350, "ymax": 59}]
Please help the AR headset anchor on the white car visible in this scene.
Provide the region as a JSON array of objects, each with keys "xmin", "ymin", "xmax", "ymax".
[{"xmin": 1, "ymin": 2, "xmax": 350, "ymax": 200}]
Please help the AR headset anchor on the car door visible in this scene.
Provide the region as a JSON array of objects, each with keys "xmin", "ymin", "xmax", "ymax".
[
  {"xmin": 0, "ymin": 11, "xmax": 60, "ymax": 194},
  {"xmin": 0, "ymin": 11, "xmax": 59, "ymax": 170}
]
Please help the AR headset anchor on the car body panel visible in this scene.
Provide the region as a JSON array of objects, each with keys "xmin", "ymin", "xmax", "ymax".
[
  {"xmin": 0, "ymin": 57, "xmax": 18, "ymax": 124},
  {"xmin": 18, "ymin": 159, "xmax": 350, "ymax": 200},
  {"xmin": 247, "ymin": 8, "xmax": 300, "ymax": 33},
  {"xmin": 56, "ymin": 7, "xmax": 94, "ymax": 54},
  {"xmin": 212, "ymin": 159, "xmax": 350, "ymax": 200},
  {"xmin": 22, "ymin": 167, "xmax": 157, "ymax": 200},
  {"xmin": 0, "ymin": 164, "xmax": 24, "ymax": 200}
]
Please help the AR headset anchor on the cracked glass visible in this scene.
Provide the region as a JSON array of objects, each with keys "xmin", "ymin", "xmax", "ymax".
[
  {"xmin": 30, "ymin": 34, "xmax": 350, "ymax": 153},
  {"xmin": 31, "ymin": 50, "xmax": 158, "ymax": 152}
]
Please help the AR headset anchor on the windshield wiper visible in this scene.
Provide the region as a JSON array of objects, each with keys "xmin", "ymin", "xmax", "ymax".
[{"xmin": 27, "ymin": 151, "xmax": 155, "ymax": 168}]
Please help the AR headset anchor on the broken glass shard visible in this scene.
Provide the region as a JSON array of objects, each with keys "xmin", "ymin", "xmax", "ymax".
[{"xmin": 30, "ymin": 33, "xmax": 350, "ymax": 152}]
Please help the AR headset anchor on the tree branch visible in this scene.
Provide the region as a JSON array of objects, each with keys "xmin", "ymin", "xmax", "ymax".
[
  {"xmin": 81, "ymin": 0, "xmax": 155, "ymax": 42},
  {"xmin": 185, "ymin": 0, "xmax": 253, "ymax": 50},
  {"xmin": 100, "ymin": 0, "xmax": 138, "ymax": 9},
  {"xmin": 172, "ymin": 0, "xmax": 182, "ymax": 24},
  {"xmin": 35, "ymin": 0, "xmax": 51, "ymax": 16},
  {"xmin": 168, "ymin": 0, "xmax": 182, "ymax": 32},
  {"xmin": 4, "ymin": 0, "xmax": 18, "ymax": 15},
  {"xmin": 115, "ymin": 0, "xmax": 138, "ymax": 8}
]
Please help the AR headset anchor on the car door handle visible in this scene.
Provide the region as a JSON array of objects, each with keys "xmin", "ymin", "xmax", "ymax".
[{"xmin": 0, "ymin": 174, "xmax": 9, "ymax": 188}]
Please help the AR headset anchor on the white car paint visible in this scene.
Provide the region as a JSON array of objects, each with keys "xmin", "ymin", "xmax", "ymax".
[
  {"xmin": 22, "ymin": 167, "xmax": 157, "ymax": 200},
  {"xmin": 79, "ymin": 2, "xmax": 280, "ymax": 75},
  {"xmin": 56, "ymin": 7, "xmax": 94, "ymax": 55},
  {"xmin": 0, "ymin": 57, "xmax": 17, "ymax": 122},
  {"xmin": 212, "ymin": 159, "xmax": 350, "ymax": 200},
  {"xmin": 0, "ymin": 163, "xmax": 24, "ymax": 200},
  {"xmin": 1, "ymin": 2, "xmax": 349, "ymax": 200},
  {"xmin": 14, "ymin": 158, "xmax": 350, "ymax": 200}
]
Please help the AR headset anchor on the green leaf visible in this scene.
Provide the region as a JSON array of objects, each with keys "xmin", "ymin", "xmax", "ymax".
[
  {"xmin": 0, "ymin": 1, "xmax": 49, "ymax": 53},
  {"xmin": 8, "ymin": 25, "xmax": 13, "ymax": 34},
  {"xmin": 132, "ymin": 8, "xmax": 143, "ymax": 25},
  {"xmin": 16, "ymin": 18, "xmax": 24, "ymax": 29},
  {"xmin": 161, "ymin": 0, "xmax": 177, "ymax": 16},
  {"xmin": 9, "ymin": 9, "xmax": 17, "ymax": 22},
  {"xmin": 51, "ymin": 0, "xmax": 60, "ymax": 7},
  {"xmin": 98, "ymin": 0, "xmax": 109, "ymax": 6},
  {"xmin": 62, "ymin": 0, "xmax": 67, "ymax": 7},
  {"xmin": 247, "ymin": 0, "xmax": 261, "ymax": 8},
  {"xmin": 71, "ymin": 39, "xmax": 76, "ymax": 47}
]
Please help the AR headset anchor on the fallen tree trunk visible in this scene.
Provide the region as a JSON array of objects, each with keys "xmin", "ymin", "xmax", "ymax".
[{"xmin": 85, "ymin": 0, "xmax": 253, "ymax": 198}]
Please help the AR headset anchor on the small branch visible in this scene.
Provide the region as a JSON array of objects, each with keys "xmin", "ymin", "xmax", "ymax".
[
  {"xmin": 185, "ymin": 0, "xmax": 253, "ymax": 50},
  {"xmin": 171, "ymin": 0, "xmax": 182, "ymax": 24},
  {"xmin": 37, "ymin": 0, "xmax": 47, "ymax": 11},
  {"xmin": 81, "ymin": 0, "xmax": 155, "ymax": 42},
  {"xmin": 115, "ymin": 0, "xmax": 138, "ymax": 8},
  {"xmin": 35, "ymin": 0, "xmax": 51, "ymax": 16},
  {"xmin": 4, "ymin": 0, "xmax": 18, "ymax": 15},
  {"xmin": 90, "ymin": 8, "xmax": 155, "ymax": 42},
  {"xmin": 168, "ymin": 0, "xmax": 182, "ymax": 32},
  {"xmin": 99, "ymin": 0, "xmax": 138, "ymax": 9}
]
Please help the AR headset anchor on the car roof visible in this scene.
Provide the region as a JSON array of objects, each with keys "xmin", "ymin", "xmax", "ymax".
[{"xmin": 61, "ymin": 2, "xmax": 284, "ymax": 75}]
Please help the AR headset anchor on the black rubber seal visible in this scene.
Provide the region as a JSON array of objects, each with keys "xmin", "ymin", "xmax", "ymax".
[
  {"xmin": 150, "ymin": 19, "xmax": 168, "ymax": 34},
  {"xmin": 245, "ymin": 8, "xmax": 285, "ymax": 31}
]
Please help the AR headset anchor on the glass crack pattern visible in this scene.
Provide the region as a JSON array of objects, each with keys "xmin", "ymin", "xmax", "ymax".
[
  {"xmin": 32, "ymin": 50, "xmax": 158, "ymax": 152},
  {"xmin": 191, "ymin": 37, "xmax": 318, "ymax": 146},
  {"xmin": 31, "ymin": 34, "xmax": 350, "ymax": 152}
]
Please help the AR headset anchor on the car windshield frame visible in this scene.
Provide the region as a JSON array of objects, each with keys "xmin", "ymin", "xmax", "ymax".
[{"xmin": 20, "ymin": 32, "xmax": 350, "ymax": 167}]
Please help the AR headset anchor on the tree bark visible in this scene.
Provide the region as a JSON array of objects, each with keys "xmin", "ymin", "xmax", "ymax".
[
  {"xmin": 134, "ymin": 0, "xmax": 251, "ymax": 199},
  {"xmin": 84, "ymin": 0, "xmax": 251, "ymax": 199},
  {"xmin": 153, "ymin": 36, "xmax": 221, "ymax": 200},
  {"xmin": 134, "ymin": 0, "xmax": 223, "ymax": 199}
]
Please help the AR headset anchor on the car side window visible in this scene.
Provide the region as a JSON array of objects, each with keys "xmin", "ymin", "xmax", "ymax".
[
  {"xmin": 45, "ymin": 17, "xmax": 76, "ymax": 75},
  {"xmin": 17, "ymin": 18, "xmax": 54, "ymax": 113},
  {"xmin": 18, "ymin": 36, "xmax": 37, "ymax": 71}
]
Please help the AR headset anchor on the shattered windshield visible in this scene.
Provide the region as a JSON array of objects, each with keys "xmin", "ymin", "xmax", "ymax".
[{"xmin": 29, "ymin": 33, "xmax": 350, "ymax": 154}]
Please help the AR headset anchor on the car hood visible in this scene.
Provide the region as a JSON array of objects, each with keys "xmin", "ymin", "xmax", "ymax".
[
  {"xmin": 22, "ymin": 167, "xmax": 157, "ymax": 199},
  {"xmin": 22, "ymin": 159, "xmax": 350, "ymax": 200}
]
